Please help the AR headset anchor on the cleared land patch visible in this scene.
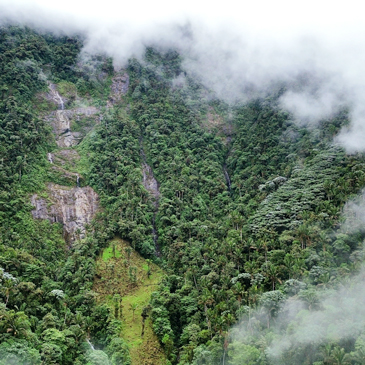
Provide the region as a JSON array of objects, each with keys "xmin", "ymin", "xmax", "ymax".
[{"xmin": 94, "ymin": 238, "xmax": 166, "ymax": 365}]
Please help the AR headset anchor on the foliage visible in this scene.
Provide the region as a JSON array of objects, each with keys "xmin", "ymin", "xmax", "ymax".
[
  {"xmin": 1, "ymin": 24, "xmax": 365, "ymax": 365},
  {"xmin": 0, "ymin": 26, "xmax": 119, "ymax": 364}
]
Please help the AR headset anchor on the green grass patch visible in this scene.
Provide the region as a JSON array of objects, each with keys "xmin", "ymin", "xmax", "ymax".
[
  {"xmin": 102, "ymin": 243, "xmax": 122, "ymax": 261},
  {"xmin": 94, "ymin": 238, "xmax": 166, "ymax": 365}
]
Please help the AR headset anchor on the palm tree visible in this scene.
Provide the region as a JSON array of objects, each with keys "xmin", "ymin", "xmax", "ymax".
[
  {"xmin": 199, "ymin": 288, "xmax": 214, "ymax": 332},
  {"xmin": 265, "ymin": 263, "xmax": 280, "ymax": 290},
  {"xmin": 129, "ymin": 303, "xmax": 138, "ymax": 321},
  {"xmin": 1, "ymin": 271, "xmax": 18, "ymax": 308},
  {"xmin": 232, "ymin": 282, "xmax": 247, "ymax": 305},
  {"xmin": 113, "ymin": 294, "xmax": 122, "ymax": 319},
  {"xmin": 283, "ymin": 254, "xmax": 295, "ymax": 279},
  {"xmin": 298, "ymin": 289, "xmax": 319, "ymax": 311},
  {"xmin": 0, "ymin": 310, "xmax": 30, "ymax": 338},
  {"xmin": 351, "ymin": 346, "xmax": 365, "ymax": 364},
  {"xmin": 292, "ymin": 258, "xmax": 306, "ymax": 279},
  {"xmin": 296, "ymin": 223, "xmax": 312, "ymax": 249},
  {"xmin": 320, "ymin": 343, "xmax": 333, "ymax": 365},
  {"xmin": 330, "ymin": 347, "xmax": 351, "ymax": 365}
]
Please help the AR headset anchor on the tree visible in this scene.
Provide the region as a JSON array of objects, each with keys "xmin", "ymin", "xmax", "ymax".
[
  {"xmin": 107, "ymin": 338, "xmax": 131, "ymax": 365},
  {"xmin": 40, "ymin": 343, "xmax": 63, "ymax": 364},
  {"xmin": 0, "ymin": 340, "xmax": 41, "ymax": 365},
  {"xmin": 0, "ymin": 269, "xmax": 18, "ymax": 307},
  {"xmin": 259, "ymin": 290, "xmax": 284, "ymax": 329},
  {"xmin": 228, "ymin": 342, "xmax": 262, "ymax": 365},
  {"xmin": 329, "ymin": 347, "xmax": 351, "ymax": 365},
  {"xmin": 86, "ymin": 350, "xmax": 111, "ymax": 365},
  {"xmin": 112, "ymin": 294, "xmax": 122, "ymax": 319},
  {"xmin": 129, "ymin": 303, "xmax": 138, "ymax": 321},
  {"xmin": 0, "ymin": 308, "xmax": 31, "ymax": 338},
  {"xmin": 264, "ymin": 262, "xmax": 280, "ymax": 290}
]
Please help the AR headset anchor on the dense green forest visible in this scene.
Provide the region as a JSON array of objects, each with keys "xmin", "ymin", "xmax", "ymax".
[{"xmin": 1, "ymin": 25, "xmax": 365, "ymax": 364}]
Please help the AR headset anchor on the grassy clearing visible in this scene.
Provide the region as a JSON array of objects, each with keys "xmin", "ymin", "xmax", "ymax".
[
  {"xmin": 94, "ymin": 238, "xmax": 166, "ymax": 365},
  {"xmin": 102, "ymin": 244, "xmax": 122, "ymax": 261}
]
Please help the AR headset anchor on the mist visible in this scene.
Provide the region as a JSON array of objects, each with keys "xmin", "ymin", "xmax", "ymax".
[
  {"xmin": 1, "ymin": 0, "xmax": 365, "ymax": 151},
  {"xmin": 270, "ymin": 269, "xmax": 365, "ymax": 361},
  {"xmin": 2, "ymin": 2, "xmax": 365, "ymax": 363},
  {"xmin": 227, "ymin": 268, "xmax": 365, "ymax": 364},
  {"xmin": 226, "ymin": 189, "xmax": 365, "ymax": 364}
]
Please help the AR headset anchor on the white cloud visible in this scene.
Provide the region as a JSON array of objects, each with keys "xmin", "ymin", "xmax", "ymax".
[{"xmin": 2, "ymin": 0, "xmax": 365, "ymax": 151}]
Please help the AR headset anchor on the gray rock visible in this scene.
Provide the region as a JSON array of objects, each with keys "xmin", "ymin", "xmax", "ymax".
[{"xmin": 31, "ymin": 183, "xmax": 99, "ymax": 243}]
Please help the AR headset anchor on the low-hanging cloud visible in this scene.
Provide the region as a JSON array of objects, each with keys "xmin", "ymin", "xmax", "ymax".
[
  {"xmin": 341, "ymin": 188, "xmax": 365, "ymax": 234},
  {"xmin": 228, "ymin": 268, "xmax": 365, "ymax": 364},
  {"xmin": 268, "ymin": 270, "xmax": 365, "ymax": 361},
  {"xmin": 229, "ymin": 190, "xmax": 365, "ymax": 364},
  {"xmin": 1, "ymin": 0, "xmax": 365, "ymax": 151}
]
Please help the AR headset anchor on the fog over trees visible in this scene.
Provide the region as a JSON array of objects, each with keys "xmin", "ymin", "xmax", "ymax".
[{"xmin": 1, "ymin": 2, "xmax": 365, "ymax": 364}]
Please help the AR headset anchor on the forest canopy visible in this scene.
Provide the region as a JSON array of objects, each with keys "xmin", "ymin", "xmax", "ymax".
[{"xmin": 1, "ymin": 25, "xmax": 365, "ymax": 365}]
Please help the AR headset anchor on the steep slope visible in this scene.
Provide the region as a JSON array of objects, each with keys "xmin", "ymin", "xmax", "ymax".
[
  {"xmin": 31, "ymin": 183, "xmax": 99, "ymax": 243},
  {"xmin": 93, "ymin": 238, "xmax": 165, "ymax": 365},
  {"xmin": 0, "ymin": 27, "xmax": 131, "ymax": 364},
  {"xmin": 122, "ymin": 53, "xmax": 365, "ymax": 364},
  {"xmin": 2, "ymin": 26, "xmax": 365, "ymax": 365},
  {"xmin": 31, "ymin": 84, "xmax": 100, "ymax": 243}
]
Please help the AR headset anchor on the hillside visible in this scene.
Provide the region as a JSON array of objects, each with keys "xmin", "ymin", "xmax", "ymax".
[
  {"xmin": 94, "ymin": 238, "xmax": 165, "ymax": 364},
  {"xmin": 1, "ymin": 25, "xmax": 365, "ymax": 365}
]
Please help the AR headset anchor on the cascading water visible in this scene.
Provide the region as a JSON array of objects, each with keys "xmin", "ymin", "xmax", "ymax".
[
  {"xmin": 48, "ymin": 83, "xmax": 64, "ymax": 110},
  {"xmin": 76, "ymin": 174, "xmax": 80, "ymax": 188},
  {"xmin": 48, "ymin": 83, "xmax": 74, "ymax": 149},
  {"xmin": 48, "ymin": 153, "xmax": 53, "ymax": 164},
  {"xmin": 58, "ymin": 93, "xmax": 64, "ymax": 110},
  {"xmin": 86, "ymin": 339, "xmax": 95, "ymax": 351}
]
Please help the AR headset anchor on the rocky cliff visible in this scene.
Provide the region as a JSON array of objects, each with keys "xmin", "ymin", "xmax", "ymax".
[
  {"xmin": 45, "ymin": 83, "xmax": 100, "ymax": 147},
  {"xmin": 46, "ymin": 107, "xmax": 99, "ymax": 147},
  {"xmin": 31, "ymin": 184, "xmax": 99, "ymax": 243},
  {"xmin": 107, "ymin": 72, "xmax": 129, "ymax": 106},
  {"xmin": 31, "ymin": 83, "xmax": 100, "ymax": 243}
]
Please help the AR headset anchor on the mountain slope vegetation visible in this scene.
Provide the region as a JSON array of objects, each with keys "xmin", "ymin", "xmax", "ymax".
[{"xmin": 1, "ymin": 25, "xmax": 365, "ymax": 365}]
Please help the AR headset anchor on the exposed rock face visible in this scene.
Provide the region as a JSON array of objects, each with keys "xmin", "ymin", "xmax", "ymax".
[
  {"xmin": 52, "ymin": 110, "xmax": 78, "ymax": 147},
  {"xmin": 34, "ymin": 84, "xmax": 100, "ymax": 244},
  {"xmin": 72, "ymin": 107, "xmax": 99, "ymax": 116},
  {"xmin": 45, "ymin": 83, "xmax": 100, "ymax": 147},
  {"xmin": 52, "ymin": 149, "xmax": 80, "ymax": 168},
  {"xmin": 140, "ymin": 141, "xmax": 161, "ymax": 256},
  {"xmin": 141, "ymin": 161, "xmax": 161, "ymax": 257},
  {"xmin": 108, "ymin": 73, "xmax": 129, "ymax": 105},
  {"xmin": 112, "ymin": 73, "xmax": 129, "ymax": 95},
  {"xmin": 50, "ymin": 164, "xmax": 81, "ymax": 185},
  {"xmin": 142, "ymin": 163, "xmax": 160, "ymax": 204},
  {"xmin": 31, "ymin": 184, "xmax": 99, "ymax": 243},
  {"xmin": 47, "ymin": 107, "xmax": 99, "ymax": 147},
  {"xmin": 47, "ymin": 83, "xmax": 65, "ymax": 109}
]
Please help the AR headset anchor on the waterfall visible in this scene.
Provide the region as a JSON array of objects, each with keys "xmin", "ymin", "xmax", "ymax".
[
  {"xmin": 48, "ymin": 153, "xmax": 53, "ymax": 164},
  {"xmin": 223, "ymin": 164, "xmax": 231, "ymax": 192},
  {"xmin": 58, "ymin": 93, "xmax": 64, "ymax": 110},
  {"xmin": 86, "ymin": 339, "xmax": 95, "ymax": 351},
  {"xmin": 53, "ymin": 87, "xmax": 64, "ymax": 110},
  {"xmin": 76, "ymin": 174, "xmax": 80, "ymax": 188},
  {"xmin": 48, "ymin": 83, "xmax": 64, "ymax": 110}
]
